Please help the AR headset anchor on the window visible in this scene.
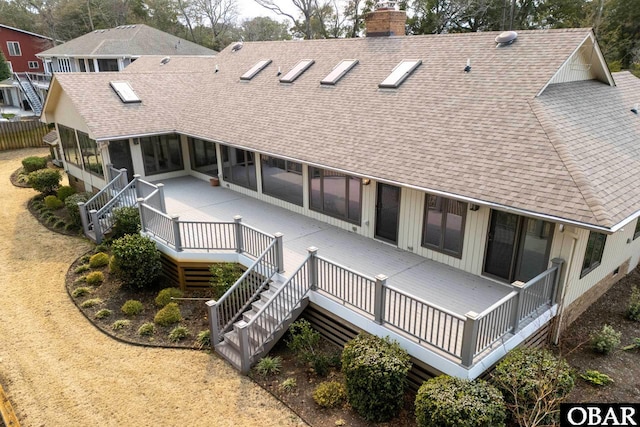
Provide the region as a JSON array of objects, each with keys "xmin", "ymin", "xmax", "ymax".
[
  {"xmin": 581, "ymin": 231, "xmax": 606, "ymax": 278},
  {"xmin": 28, "ymin": 61, "xmax": 39, "ymax": 69},
  {"xmin": 422, "ymin": 195, "xmax": 467, "ymax": 258},
  {"xmin": 241, "ymin": 60, "xmax": 271, "ymax": 80},
  {"xmin": 634, "ymin": 219, "xmax": 640, "ymax": 240},
  {"xmin": 309, "ymin": 167, "xmax": 361, "ymax": 224},
  {"xmin": 188, "ymin": 137, "xmax": 218, "ymax": 176},
  {"xmin": 109, "ymin": 81, "xmax": 141, "ymax": 103},
  {"xmin": 58, "ymin": 124, "xmax": 80, "ymax": 166},
  {"xmin": 56, "ymin": 58, "xmax": 72, "ymax": 73},
  {"xmin": 261, "ymin": 155, "xmax": 303, "ymax": 206},
  {"xmin": 77, "ymin": 131, "xmax": 103, "ymax": 177},
  {"xmin": 78, "ymin": 59, "xmax": 87, "ymax": 72},
  {"xmin": 98, "ymin": 59, "xmax": 119, "ymax": 72},
  {"xmin": 379, "ymin": 60, "xmax": 422, "ymax": 89},
  {"xmin": 140, "ymin": 134, "xmax": 183, "ymax": 175},
  {"xmin": 280, "ymin": 60, "xmax": 314, "ymax": 83},
  {"xmin": 321, "ymin": 60, "xmax": 358, "ymax": 85},
  {"xmin": 7, "ymin": 41, "xmax": 21, "ymax": 56},
  {"xmin": 221, "ymin": 145, "xmax": 256, "ymax": 190}
]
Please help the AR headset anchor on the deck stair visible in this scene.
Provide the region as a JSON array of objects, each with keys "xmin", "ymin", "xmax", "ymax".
[{"xmin": 14, "ymin": 73, "xmax": 43, "ymax": 115}]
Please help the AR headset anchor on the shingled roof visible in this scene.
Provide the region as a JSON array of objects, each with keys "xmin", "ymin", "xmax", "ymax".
[
  {"xmin": 37, "ymin": 24, "xmax": 216, "ymax": 57},
  {"xmin": 44, "ymin": 28, "xmax": 640, "ymax": 231}
]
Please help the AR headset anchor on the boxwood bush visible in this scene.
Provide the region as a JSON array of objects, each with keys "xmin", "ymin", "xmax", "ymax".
[
  {"xmin": 313, "ymin": 381, "xmax": 347, "ymax": 408},
  {"xmin": 154, "ymin": 302, "xmax": 182, "ymax": 326},
  {"xmin": 89, "ymin": 252, "xmax": 109, "ymax": 268},
  {"xmin": 111, "ymin": 206, "xmax": 141, "ymax": 239},
  {"xmin": 44, "ymin": 195, "xmax": 64, "ymax": 210},
  {"xmin": 64, "ymin": 192, "xmax": 92, "ymax": 228},
  {"xmin": 341, "ymin": 334, "xmax": 411, "ymax": 422},
  {"xmin": 56, "ymin": 185, "xmax": 76, "ymax": 202},
  {"xmin": 155, "ymin": 287, "xmax": 184, "ymax": 307},
  {"xmin": 110, "ymin": 234, "xmax": 162, "ymax": 289},
  {"xmin": 415, "ymin": 375, "xmax": 506, "ymax": 427},
  {"xmin": 28, "ymin": 169, "xmax": 61, "ymax": 194},
  {"xmin": 22, "ymin": 156, "xmax": 47, "ymax": 173}
]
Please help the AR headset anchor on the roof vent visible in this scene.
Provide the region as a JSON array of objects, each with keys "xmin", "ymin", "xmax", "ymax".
[
  {"xmin": 231, "ymin": 42, "xmax": 243, "ymax": 52},
  {"xmin": 495, "ymin": 31, "xmax": 517, "ymax": 47},
  {"xmin": 161, "ymin": 56, "xmax": 170, "ymax": 65},
  {"xmin": 632, "ymin": 104, "xmax": 639, "ymax": 115}
]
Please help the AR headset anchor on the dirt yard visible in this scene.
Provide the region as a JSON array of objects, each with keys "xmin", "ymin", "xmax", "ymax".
[{"xmin": 0, "ymin": 148, "xmax": 304, "ymax": 427}]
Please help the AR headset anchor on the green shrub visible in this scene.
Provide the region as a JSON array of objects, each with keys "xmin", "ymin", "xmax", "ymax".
[
  {"xmin": 73, "ymin": 276, "xmax": 86, "ymax": 285},
  {"xmin": 22, "ymin": 156, "xmax": 47, "ymax": 173},
  {"xmin": 71, "ymin": 286, "xmax": 91, "ymax": 298},
  {"xmin": 121, "ymin": 300, "xmax": 144, "ymax": 316},
  {"xmin": 313, "ymin": 381, "xmax": 346, "ymax": 408},
  {"xmin": 255, "ymin": 356, "xmax": 282, "ymax": 377},
  {"xmin": 112, "ymin": 319, "xmax": 131, "ymax": 330},
  {"xmin": 627, "ymin": 286, "xmax": 640, "ymax": 321},
  {"xmin": 210, "ymin": 262, "xmax": 244, "ymax": 299},
  {"xmin": 155, "ymin": 287, "xmax": 184, "ymax": 307},
  {"xmin": 279, "ymin": 378, "xmax": 297, "ymax": 393},
  {"xmin": 79, "ymin": 254, "xmax": 91, "ymax": 264},
  {"xmin": 168, "ymin": 326, "xmax": 190, "ymax": 342},
  {"xmin": 591, "ymin": 324, "xmax": 621, "ymax": 354},
  {"xmin": 65, "ymin": 192, "xmax": 92, "ymax": 228},
  {"xmin": 415, "ymin": 376, "xmax": 506, "ymax": 427},
  {"xmin": 111, "ymin": 234, "xmax": 162, "ymax": 289},
  {"xmin": 111, "ymin": 206, "xmax": 141, "ymax": 239},
  {"xmin": 28, "ymin": 169, "xmax": 61, "ymax": 194},
  {"xmin": 492, "ymin": 348, "xmax": 575, "ymax": 427},
  {"xmin": 44, "ymin": 195, "xmax": 64, "ymax": 210},
  {"xmin": 286, "ymin": 319, "xmax": 333, "ymax": 376},
  {"xmin": 622, "ymin": 337, "xmax": 640, "ymax": 351},
  {"xmin": 94, "ymin": 243, "xmax": 110, "ymax": 254},
  {"xmin": 138, "ymin": 322, "xmax": 156, "ymax": 336},
  {"xmin": 56, "ymin": 185, "xmax": 76, "ymax": 202},
  {"xmin": 196, "ymin": 330, "xmax": 211, "ymax": 349},
  {"xmin": 89, "ymin": 252, "xmax": 109, "ymax": 268},
  {"xmin": 85, "ymin": 271, "xmax": 104, "ymax": 286},
  {"xmin": 81, "ymin": 298, "xmax": 102, "ymax": 308},
  {"xmin": 53, "ymin": 220, "xmax": 66, "ymax": 229},
  {"xmin": 580, "ymin": 370, "xmax": 614, "ymax": 386},
  {"xmin": 154, "ymin": 302, "xmax": 182, "ymax": 326},
  {"xmin": 95, "ymin": 309, "xmax": 112, "ymax": 319},
  {"xmin": 341, "ymin": 334, "xmax": 411, "ymax": 422}
]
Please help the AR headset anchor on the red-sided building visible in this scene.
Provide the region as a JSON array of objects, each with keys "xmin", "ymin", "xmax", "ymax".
[{"xmin": 0, "ymin": 24, "xmax": 53, "ymax": 73}]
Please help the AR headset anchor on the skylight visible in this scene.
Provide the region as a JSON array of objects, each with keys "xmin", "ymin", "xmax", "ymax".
[
  {"xmin": 378, "ymin": 60, "xmax": 422, "ymax": 89},
  {"xmin": 109, "ymin": 81, "xmax": 141, "ymax": 103},
  {"xmin": 321, "ymin": 60, "xmax": 359, "ymax": 86},
  {"xmin": 241, "ymin": 59, "xmax": 272, "ymax": 81},
  {"xmin": 280, "ymin": 60, "xmax": 314, "ymax": 83}
]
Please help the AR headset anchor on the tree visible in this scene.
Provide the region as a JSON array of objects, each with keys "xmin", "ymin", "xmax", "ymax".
[
  {"xmin": 241, "ymin": 16, "xmax": 291, "ymax": 41},
  {"xmin": 254, "ymin": 0, "xmax": 316, "ymax": 39},
  {"xmin": 193, "ymin": 0, "xmax": 240, "ymax": 50},
  {"xmin": 0, "ymin": 51, "xmax": 11, "ymax": 81}
]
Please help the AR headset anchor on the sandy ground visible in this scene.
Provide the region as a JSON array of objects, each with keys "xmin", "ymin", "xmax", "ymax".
[{"xmin": 0, "ymin": 148, "xmax": 304, "ymax": 427}]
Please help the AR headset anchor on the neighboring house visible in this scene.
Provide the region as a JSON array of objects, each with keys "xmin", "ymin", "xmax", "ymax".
[
  {"xmin": 40, "ymin": 7, "xmax": 640, "ymax": 379},
  {"xmin": 0, "ymin": 24, "xmax": 54, "ymax": 115},
  {"xmin": 37, "ymin": 24, "xmax": 216, "ymax": 74}
]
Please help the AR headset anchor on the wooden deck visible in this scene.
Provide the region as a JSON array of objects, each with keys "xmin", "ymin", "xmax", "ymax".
[{"xmin": 157, "ymin": 176, "xmax": 511, "ymax": 316}]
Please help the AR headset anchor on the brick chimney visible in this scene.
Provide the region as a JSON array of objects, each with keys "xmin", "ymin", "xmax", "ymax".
[{"xmin": 365, "ymin": 1, "xmax": 406, "ymax": 37}]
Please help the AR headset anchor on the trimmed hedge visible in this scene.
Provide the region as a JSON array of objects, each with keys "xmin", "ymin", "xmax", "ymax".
[
  {"xmin": 111, "ymin": 206, "xmax": 141, "ymax": 239},
  {"xmin": 65, "ymin": 192, "xmax": 92, "ymax": 228},
  {"xmin": 22, "ymin": 156, "xmax": 47, "ymax": 173},
  {"xmin": 154, "ymin": 302, "xmax": 182, "ymax": 326},
  {"xmin": 44, "ymin": 195, "xmax": 64, "ymax": 209},
  {"xmin": 155, "ymin": 287, "xmax": 184, "ymax": 307},
  {"xmin": 110, "ymin": 234, "xmax": 162, "ymax": 289},
  {"xmin": 28, "ymin": 169, "xmax": 61, "ymax": 194},
  {"xmin": 56, "ymin": 185, "xmax": 76, "ymax": 202}
]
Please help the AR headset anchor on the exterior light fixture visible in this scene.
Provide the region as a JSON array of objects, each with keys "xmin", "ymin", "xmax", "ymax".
[{"xmin": 362, "ymin": 178, "xmax": 371, "ymax": 185}]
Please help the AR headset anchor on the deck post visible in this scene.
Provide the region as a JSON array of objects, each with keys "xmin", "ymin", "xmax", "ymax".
[
  {"xmin": 236, "ymin": 321, "xmax": 251, "ymax": 374},
  {"xmin": 133, "ymin": 174, "xmax": 142, "ymax": 197},
  {"xmin": 90, "ymin": 209, "xmax": 103, "ymax": 244},
  {"xmin": 206, "ymin": 300, "xmax": 220, "ymax": 345},
  {"xmin": 156, "ymin": 183, "xmax": 167, "ymax": 213},
  {"xmin": 119, "ymin": 168, "xmax": 128, "ymax": 187},
  {"xmin": 550, "ymin": 258, "xmax": 565, "ymax": 305},
  {"xmin": 78, "ymin": 202, "xmax": 89, "ymax": 238},
  {"xmin": 461, "ymin": 311, "xmax": 480, "ymax": 367},
  {"xmin": 511, "ymin": 280, "xmax": 527, "ymax": 332},
  {"xmin": 136, "ymin": 198, "xmax": 146, "ymax": 233},
  {"xmin": 307, "ymin": 247, "xmax": 318, "ymax": 290},
  {"xmin": 171, "ymin": 215, "xmax": 182, "ymax": 252},
  {"xmin": 374, "ymin": 274, "xmax": 388, "ymax": 324},
  {"xmin": 106, "ymin": 163, "xmax": 114, "ymax": 181},
  {"xmin": 274, "ymin": 232, "xmax": 284, "ymax": 273},
  {"xmin": 234, "ymin": 215, "xmax": 243, "ymax": 253}
]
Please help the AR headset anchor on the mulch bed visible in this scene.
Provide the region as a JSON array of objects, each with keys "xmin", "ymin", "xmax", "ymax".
[
  {"xmin": 9, "ymin": 166, "xmax": 31, "ymax": 188},
  {"xmin": 27, "ymin": 195, "xmax": 83, "ymax": 237}
]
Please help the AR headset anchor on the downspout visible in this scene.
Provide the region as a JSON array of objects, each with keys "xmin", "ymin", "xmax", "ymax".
[{"xmin": 553, "ymin": 232, "xmax": 578, "ymax": 345}]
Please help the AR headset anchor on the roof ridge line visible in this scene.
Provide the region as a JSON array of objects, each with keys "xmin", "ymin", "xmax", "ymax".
[{"xmin": 528, "ymin": 98, "xmax": 613, "ymax": 228}]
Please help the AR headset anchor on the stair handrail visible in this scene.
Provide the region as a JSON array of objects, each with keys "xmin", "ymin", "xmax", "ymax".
[
  {"xmin": 78, "ymin": 168, "xmax": 128, "ymax": 241},
  {"xmin": 211, "ymin": 238, "xmax": 279, "ymax": 343},
  {"xmin": 90, "ymin": 177, "xmax": 140, "ymax": 241},
  {"xmin": 14, "ymin": 72, "xmax": 43, "ymax": 113}
]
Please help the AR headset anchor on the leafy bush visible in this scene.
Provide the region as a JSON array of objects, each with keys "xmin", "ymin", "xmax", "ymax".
[
  {"xmin": 44, "ymin": 195, "xmax": 63, "ymax": 210},
  {"xmin": 155, "ymin": 287, "xmax": 184, "ymax": 307},
  {"xmin": 279, "ymin": 378, "xmax": 297, "ymax": 393},
  {"xmin": 168, "ymin": 326, "xmax": 190, "ymax": 342},
  {"xmin": 65, "ymin": 192, "xmax": 92, "ymax": 228},
  {"xmin": 415, "ymin": 376, "xmax": 506, "ymax": 427},
  {"xmin": 210, "ymin": 262, "xmax": 244, "ymax": 299},
  {"xmin": 492, "ymin": 348, "xmax": 575, "ymax": 427},
  {"xmin": 591, "ymin": 324, "xmax": 621, "ymax": 354},
  {"xmin": 56, "ymin": 185, "xmax": 76, "ymax": 202},
  {"xmin": 28, "ymin": 169, "xmax": 61, "ymax": 194},
  {"xmin": 112, "ymin": 319, "xmax": 131, "ymax": 330},
  {"xmin": 154, "ymin": 302, "xmax": 182, "ymax": 326},
  {"xmin": 313, "ymin": 381, "xmax": 347, "ymax": 408},
  {"xmin": 196, "ymin": 330, "xmax": 211, "ymax": 349},
  {"xmin": 94, "ymin": 243, "xmax": 110, "ymax": 253},
  {"xmin": 121, "ymin": 300, "xmax": 144, "ymax": 316},
  {"xmin": 138, "ymin": 322, "xmax": 156, "ymax": 336},
  {"xmin": 81, "ymin": 298, "xmax": 102, "ymax": 308},
  {"xmin": 22, "ymin": 156, "xmax": 47, "ymax": 173},
  {"xmin": 89, "ymin": 252, "xmax": 109, "ymax": 268},
  {"xmin": 111, "ymin": 234, "xmax": 162, "ymax": 289},
  {"xmin": 341, "ymin": 334, "xmax": 411, "ymax": 422},
  {"xmin": 71, "ymin": 286, "xmax": 91, "ymax": 298},
  {"xmin": 85, "ymin": 271, "xmax": 104, "ymax": 286},
  {"xmin": 255, "ymin": 356, "xmax": 282, "ymax": 377},
  {"xmin": 286, "ymin": 319, "xmax": 334, "ymax": 376},
  {"xmin": 580, "ymin": 370, "xmax": 614, "ymax": 386},
  {"xmin": 111, "ymin": 206, "xmax": 141, "ymax": 239},
  {"xmin": 95, "ymin": 309, "xmax": 112, "ymax": 319},
  {"xmin": 627, "ymin": 286, "xmax": 640, "ymax": 321}
]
